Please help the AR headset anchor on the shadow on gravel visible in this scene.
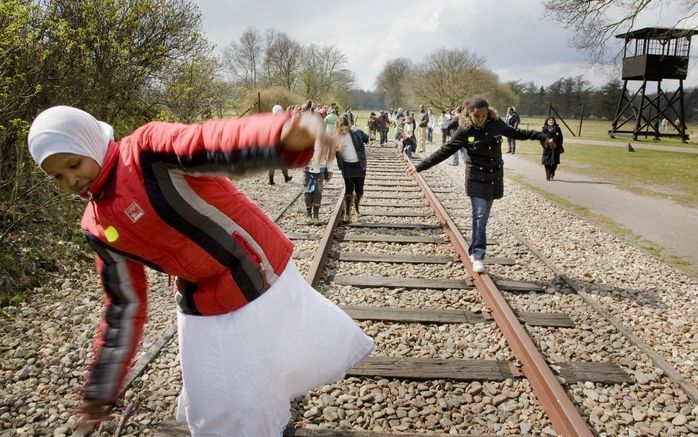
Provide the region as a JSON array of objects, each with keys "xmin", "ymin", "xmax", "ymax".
[
  {"xmin": 489, "ymin": 271, "xmax": 668, "ymax": 311},
  {"xmin": 572, "ymin": 280, "xmax": 667, "ymax": 310}
]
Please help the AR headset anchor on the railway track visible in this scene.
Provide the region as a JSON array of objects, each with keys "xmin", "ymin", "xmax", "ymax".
[
  {"xmin": 269, "ymin": 147, "xmax": 618, "ymax": 436},
  {"xmin": 4, "ymin": 143, "xmax": 695, "ymax": 436}
]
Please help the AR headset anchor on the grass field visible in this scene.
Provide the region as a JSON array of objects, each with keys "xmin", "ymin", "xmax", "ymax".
[
  {"xmin": 513, "ymin": 141, "xmax": 698, "ymax": 207},
  {"xmin": 519, "ymin": 117, "xmax": 698, "ymax": 147},
  {"xmin": 352, "ymin": 109, "xmax": 698, "ymax": 207}
]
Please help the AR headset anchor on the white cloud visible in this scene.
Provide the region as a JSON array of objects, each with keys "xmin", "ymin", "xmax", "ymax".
[{"xmin": 194, "ymin": 0, "xmax": 698, "ymax": 91}]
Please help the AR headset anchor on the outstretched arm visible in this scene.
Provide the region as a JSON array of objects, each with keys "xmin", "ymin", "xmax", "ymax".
[
  {"xmin": 499, "ymin": 119, "xmax": 549, "ymax": 142},
  {"xmin": 406, "ymin": 128, "xmax": 468, "ymax": 177},
  {"xmin": 133, "ymin": 112, "xmax": 335, "ymax": 176}
]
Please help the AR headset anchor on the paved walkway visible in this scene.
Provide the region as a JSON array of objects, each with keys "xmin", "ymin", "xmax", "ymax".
[
  {"xmin": 565, "ymin": 138, "xmax": 698, "ymax": 154},
  {"xmin": 503, "ymin": 153, "xmax": 698, "ymax": 274}
]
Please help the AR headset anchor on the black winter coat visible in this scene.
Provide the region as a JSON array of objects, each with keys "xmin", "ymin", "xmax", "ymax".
[
  {"xmin": 541, "ymin": 124, "xmax": 563, "ymax": 166},
  {"xmin": 416, "ymin": 110, "xmax": 548, "ymax": 199}
]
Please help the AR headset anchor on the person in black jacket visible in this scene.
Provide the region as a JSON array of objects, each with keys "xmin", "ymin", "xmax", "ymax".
[
  {"xmin": 401, "ymin": 132, "xmax": 417, "ymax": 157},
  {"xmin": 406, "ymin": 97, "xmax": 554, "ymax": 273},
  {"xmin": 541, "ymin": 116, "xmax": 564, "ymax": 180},
  {"xmin": 505, "ymin": 106, "xmax": 520, "ymax": 153}
]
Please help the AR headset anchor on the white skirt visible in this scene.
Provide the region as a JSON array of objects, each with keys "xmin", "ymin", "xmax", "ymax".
[{"xmin": 175, "ymin": 260, "xmax": 374, "ymax": 437}]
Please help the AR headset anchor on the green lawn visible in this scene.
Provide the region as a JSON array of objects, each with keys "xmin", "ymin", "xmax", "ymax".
[
  {"xmin": 519, "ymin": 117, "xmax": 698, "ymax": 148},
  {"xmin": 512, "ymin": 140, "xmax": 698, "ymax": 207},
  {"xmin": 353, "ymin": 109, "xmax": 698, "ymax": 207}
]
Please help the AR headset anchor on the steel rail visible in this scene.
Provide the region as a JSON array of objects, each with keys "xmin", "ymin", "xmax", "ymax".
[
  {"xmin": 304, "ymin": 187, "xmax": 346, "ymax": 287},
  {"xmin": 404, "ymin": 156, "xmax": 594, "ymax": 437},
  {"xmin": 500, "ymin": 219, "xmax": 698, "ymax": 405}
]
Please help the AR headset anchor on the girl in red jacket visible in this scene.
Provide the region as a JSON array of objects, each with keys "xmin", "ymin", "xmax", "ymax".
[{"xmin": 27, "ymin": 106, "xmax": 373, "ymax": 436}]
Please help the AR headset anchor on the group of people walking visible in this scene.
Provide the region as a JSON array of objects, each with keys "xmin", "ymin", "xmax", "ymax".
[
  {"xmin": 276, "ymin": 101, "xmax": 370, "ymax": 225},
  {"xmin": 367, "ymin": 107, "xmax": 438, "ymax": 152},
  {"xmin": 25, "ymin": 95, "xmax": 563, "ymax": 436}
]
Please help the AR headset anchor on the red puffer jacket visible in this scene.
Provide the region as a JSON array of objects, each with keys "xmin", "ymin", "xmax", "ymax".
[{"xmin": 78, "ymin": 113, "xmax": 312, "ymax": 403}]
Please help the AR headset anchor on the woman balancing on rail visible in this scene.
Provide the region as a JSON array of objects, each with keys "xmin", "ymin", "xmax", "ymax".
[
  {"xmin": 27, "ymin": 106, "xmax": 374, "ymax": 437},
  {"xmin": 406, "ymin": 97, "xmax": 555, "ymax": 274}
]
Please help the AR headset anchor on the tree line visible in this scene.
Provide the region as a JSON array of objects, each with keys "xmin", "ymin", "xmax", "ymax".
[{"xmin": 504, "ymin": 77, "xmax": 698, "ymax": 122}]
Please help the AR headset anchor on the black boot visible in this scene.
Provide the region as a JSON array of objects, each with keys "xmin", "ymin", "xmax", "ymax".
[
  {"xmin": 312, "ymin": 206, "xmax": 320, "ymax": 223},
  {"xmin": 269, "ymin": 173, "xmax": 275, "ymax": 185},
  {"xmin": 343, "ymin": 195, "xmax": 352, "ymax": 223},
  {"xmin": 283, "ymin": 169, "xmax": 292, "ymax": 183},
  {"xmin": 306, "ymin": 207, "xmax": 312, "ymax": 222},
  {"xmin": 354, "ymin": 194, "xmax": 362, "ymax": 215}
]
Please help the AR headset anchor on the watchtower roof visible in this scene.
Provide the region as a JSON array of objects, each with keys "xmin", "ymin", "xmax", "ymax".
[{"xmin": 616, "ymin": 27, "xmax": 698, "ymax": 40}]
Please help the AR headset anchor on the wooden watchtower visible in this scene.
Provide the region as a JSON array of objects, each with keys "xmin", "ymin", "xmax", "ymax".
[{"xmin": 609, "ymin": 27, "xmax": 697, "ymax": 142}]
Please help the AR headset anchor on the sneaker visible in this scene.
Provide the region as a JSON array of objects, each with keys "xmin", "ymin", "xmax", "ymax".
[{"xmin": 472, "ymin": 260, "xmax": 485, "ymax": 273}]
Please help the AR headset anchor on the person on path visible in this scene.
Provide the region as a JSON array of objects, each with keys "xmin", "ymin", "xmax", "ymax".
[
  {"xmin": 335, "ymin": 115, "xmax": 370, "ymax": 222},
  {"xmin": 27, "ymin": 105, "xmax": 373, "ymax": 437},
  {"xmin": 344, "ymin": 106, "xmax": 355, "ymax": 126},
  {"xmin": 426, "ymin": 109, "xmax": 436, "ymax": 144},
  {"xmin": 303, "ymin": 109, "xmax": 336, "ymax": 223},
  {"xmin": 324, "ymin": 107, "xmax": 338, "ymax": 135},
  {"xmin": 394, "ymin": 110, "xmax": 405, "ymax": 141},
  {"xmin": 417, "ymin": 105, "xmax": 429, "ymax": 152},
  {"xmin": 505, "ymin": 106, "xmax": 520, "ymax": 154},
  {"xmin": 447, "ymin": 107, "xmax": 466, "ymax": 166},
  {"xmin": 541, "ymin": 116, "xmax": 564, "ymax": 180},
  {"xmin": 401, "ymin": 132, "xmax": 417, "ymax": 157},
  {"xmin": 404, "ymin": 112, "xmax": 415, "ymax": 142},
  {"xmin": 367, "ymin": 111, "xmax": 378, "ymax": 145},
  {"xmin": 378, "ymin": 110, "xmax": 390, "ymax": 146},
  {"xmin": 268, "ymin": 104, "xmax": 293, "ymax": 185},
  {"xmin": 406, "ymin": 97, "xmax": 554, "ymax": 273},
  {"xmin": 439, "ymin": 109, "xmax": 451, "ymax": 145}
]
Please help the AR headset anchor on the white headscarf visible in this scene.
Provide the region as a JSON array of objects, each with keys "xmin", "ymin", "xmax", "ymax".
[{"xmin": 27, "ymin": 106, "xmax": 114, "ymax": 168}]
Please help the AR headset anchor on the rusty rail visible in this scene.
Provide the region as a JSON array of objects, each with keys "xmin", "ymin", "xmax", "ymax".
[
  {"xmin": 404, "ymin": 156, "xmax": 594, "ymax": 437},
  {"xmin": 304, "ymin": 187, "xmax": 346, "ymax": 287}
]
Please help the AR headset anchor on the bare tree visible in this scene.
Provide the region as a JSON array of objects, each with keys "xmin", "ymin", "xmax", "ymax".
[
  {"xmin": 544, "ymin": 0, "xmax": 698, "ymax": 59},
  {"xmin": 263, "ymin": 30, "xmax": 303, "ymax": 91},
  {"xmin": 375, "ymin": 58, "xmax": 412, "ymax": 109},
  {"xmin": 298, "ymin": 44, "xmax": 350, "ymax": 101},
  {"xmin": 407, "ymin": 48, "xmax": 494, "ymax": 111},
  {"xmin": 223, "ymin": 27, "xmax": 263, "ymax": 89}
]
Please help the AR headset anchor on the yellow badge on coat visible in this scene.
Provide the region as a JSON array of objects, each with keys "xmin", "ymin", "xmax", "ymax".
[
  {"xmin": 104, "ymin": 226, "xmax": 119, "ymax": 243},
  {"xmin": 468, "ymin": 136, "xmax": 475, "ymax": 142}
]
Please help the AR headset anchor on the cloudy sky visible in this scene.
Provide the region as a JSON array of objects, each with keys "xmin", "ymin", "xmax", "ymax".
[{"xmin": 193, "ymin": 0, "xmax": 698, "ymax": 91}]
